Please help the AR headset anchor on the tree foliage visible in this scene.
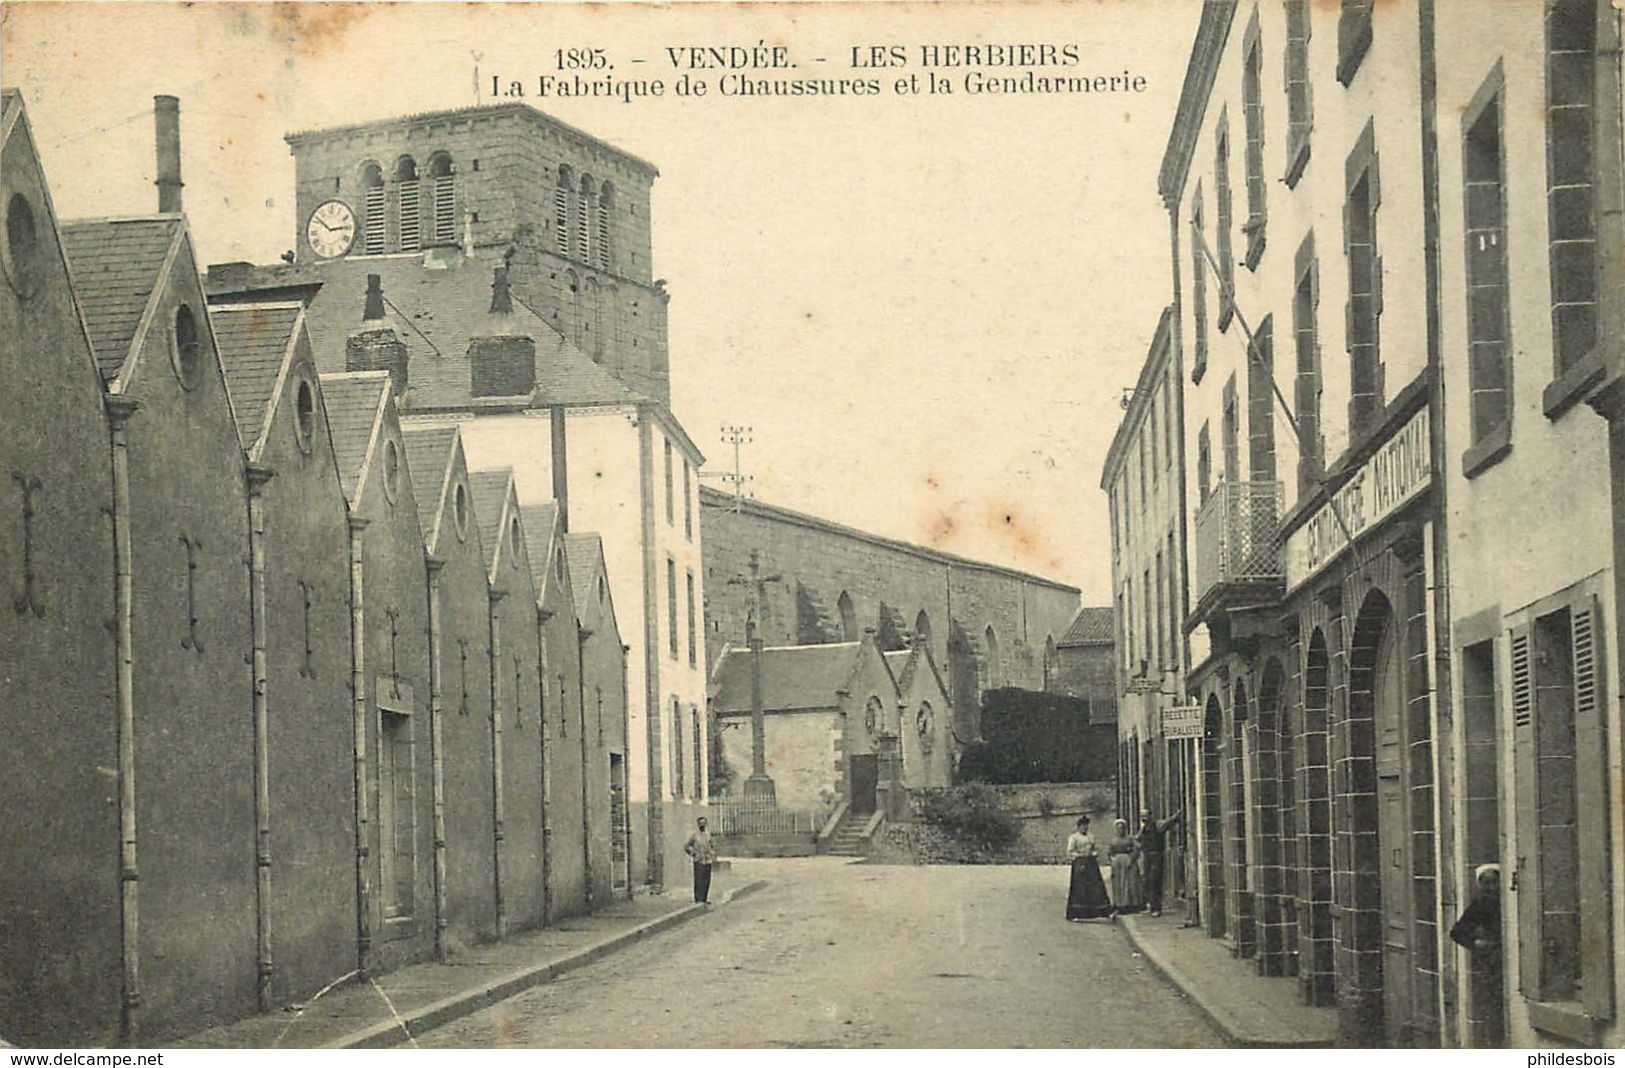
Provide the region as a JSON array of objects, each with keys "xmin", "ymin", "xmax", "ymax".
[{"xmin": 957, "ymin": 687, "xmax": 1117, "ymax": 784}]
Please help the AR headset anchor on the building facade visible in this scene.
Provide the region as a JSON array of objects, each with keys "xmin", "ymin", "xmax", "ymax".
[
  {"xmin": 1101, "ymin": 308, "xmax": 1195, "ymax": 917},
  {"xmin": 1049, "ymin": 606, "xmax": 1119, "ymax": 727},
  {"xmin": 1113, "ymin": 0, "xmax": 1625, "ymax": 1048},
  {"xmin": 699, "ymin": 487, "xmax": 1082, "ymax": 748}
]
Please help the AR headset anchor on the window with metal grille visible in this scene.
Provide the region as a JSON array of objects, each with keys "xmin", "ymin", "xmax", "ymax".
[
  {"xmin": 1283, "ymin": 0, "xmax": 1312, "ymax": 186},
  {"xmin": 1242, "ymin": 16, "xmax": 1267, "ymax": 269},
  {"xmin": 1510, "ymin": 587, "xmax": 1612, "ymax": 1030},
  {"xmin": 1464, "ymin": 73, "xmax": 1512, "ymax": 460}
]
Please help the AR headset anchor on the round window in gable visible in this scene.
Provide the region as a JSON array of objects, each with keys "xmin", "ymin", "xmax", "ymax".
[
  {"xmin": 3, "ymin": 193, "xmax": 42, "ymax": 299},
  {"xmin": 509, "ymin": 515, "xmax": 522, "ymax": 567},
  {"xmin": 171, "ymin": 304, "xmax": 202, "ymax": 390},
  {"xmin": 294, "ymin": 378, "xmax": 316, "ymax": 454},
  {"xmin": 453, "ymin": 482, "xmax": 469, "ymax": 541},
  {"xmin": 382, "ymin": 437, "xmax": 400, "ymax": 502}
]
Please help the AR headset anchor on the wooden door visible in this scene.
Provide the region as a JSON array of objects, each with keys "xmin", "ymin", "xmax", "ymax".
[{"xmin": 1373, "ymin": 618, "xmax": 1412, "ymax": 1041}]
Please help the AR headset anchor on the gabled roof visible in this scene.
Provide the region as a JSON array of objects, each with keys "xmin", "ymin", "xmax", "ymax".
[
  {"xmin": 213, "ymin": 302, "xmax": 305, "ymax": 456},
  {"xmin": 401, "ymin": 425, "xmax": 459, "ymax": 549},
  {"xmin": 208, "ymin": 253, "xmax": 646, "ymax": 411},
  {"xmin": 519, "ymin": 502, "xmax": 562, "ymax": 604},
  {"xmin": 468, "ymin": 468, "xmax": 515, "ymax": 574},
  {"xmin": 319, "ymin": 371, "xmax": 391, "ymax": 504},
  {"xmin": 60, "ymin": 216, "xmax": 184, "ymax": 382},
  {"xmin": 563, "ymin": 532, "xmax": 602, "ymax": 604},
  {"xmin": 1059, "ymin": 606, "xmax": 1115, "ymax": 648},
  {"xmin": 711, "ymin": 642, "xmax": 870, "ymax": 715},
  {"xmin": 883, "ymin": 650, "xmax": 912, "ymax": 689}
]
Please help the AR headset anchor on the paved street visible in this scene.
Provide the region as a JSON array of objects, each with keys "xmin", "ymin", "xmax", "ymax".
[{"xmin": 421, "ymin": 858, "xmax": 1229, "ymax": 1048}]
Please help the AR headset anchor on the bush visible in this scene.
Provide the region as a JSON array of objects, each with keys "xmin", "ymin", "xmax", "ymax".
[{"xmin": 915, "ymin": 784, "xmax": 1020, "ymax": 852}]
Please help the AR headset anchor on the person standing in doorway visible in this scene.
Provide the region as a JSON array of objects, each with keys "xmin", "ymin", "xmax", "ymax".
[
  {"xmin": 1136, "ymin": 807, "xmax": 1182, "ymax": 918},
  {"xmin": 684, "ymin": 816, "xmax": 717, "ymax": 905}
]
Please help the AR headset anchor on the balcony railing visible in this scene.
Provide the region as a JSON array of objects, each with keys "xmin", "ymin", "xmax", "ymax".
[{"xmin": 1193, "ymin": 480, "xmax": 1285, "ymax": 607}]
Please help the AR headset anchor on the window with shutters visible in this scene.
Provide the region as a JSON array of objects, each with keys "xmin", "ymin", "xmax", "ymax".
[
  {"xmin": 577, "ymin": 175, "xmax": 594, "ymax": 262},
  {"xmin": 1191, "ymin": 185, "xmax": 1210, "ymax": 385},
  {"xmin": 1197, "ymin": 421, "xmax": 1213, "ymax": 505},
  {"xmin": 1344, "ymin": 121, "xmax": 1383, "ymax": 442},
  {"xmin": 1247, "ymin": 317, "xmax": 1277, "ymax": 482},
  {"xmin": 671, "ymin": 697, "xmax": 685, "ymax": 798},
  {"xmin": 597, "ymin": 182, "xmax": 615, "ymax": 270},
  {"xmin": 1283, "ymin": 0, "xmax": 1312, "ymax": 186},
  {"xmin": 1463, "ymin": 68, "xmax": 1514, "ymax": 475},
  {"xmin": 1221, "ymin": 375, "xmax": 1240, "ymax": 484},
  {"xmin": 667, "ymin": 556, "xmax": 679, "ymax": 658},
  {"xmin": 664, "ymin": 439, "xmax": 675, "ymax": 525},
  {"xmin": 1242, "ymin": 13, "xmax": 1267, "ymax": 269},
  {"xmin": 1142, "ymin": 567, "xmax": 1153, "ymax": 673},
  {"xmin": 691, "ymin": 706, "xmax": 703, "ymax": 800},
  {"xmin": 429, "ymin": 153, "xmax": 456, "ymax": 244},
  {"xmin": 554, "ymin": 164, "xmax": 574, "ymax": 256},
  {"xmin": 1214, "ymin": 114, "xmax": 1237, "ymax": 331},
  {"xmin": 1337, "ymin": 0, "xmax": 1373, "ymax": 86},
  {"xmin": 1509, "ymin": 582, "xmax": 1613, "ymax": 1039},
  {"xmin": 1543, "ymin": 0, "xmax": 1602, "ymax": 405},
  {"xmin": 686, "ymin": 570, "xmax": 697, "ymax": 667},
  {"xmin": 395, "ymin": 157, "xmax": 420, "ymax": 253},
  {"xmin": 683, "ymin": 459, "xmax": 694, "ymax": 541},
  {"xmin": 1149, "ymin": 390, "xmax": 1160, "ymax": 491},
  {"xmin": 361, "ymin": 162, "xmax": 386, "ymax": 255},
  {"xmin": 1293, "ymin": 232, "xmax": 1324, "ymax": 496}
]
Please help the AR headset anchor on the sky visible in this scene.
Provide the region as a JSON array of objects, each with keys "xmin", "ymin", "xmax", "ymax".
[{"xmin": 2, "ymin": 1, "xmax": 1197, "ymax": 600}]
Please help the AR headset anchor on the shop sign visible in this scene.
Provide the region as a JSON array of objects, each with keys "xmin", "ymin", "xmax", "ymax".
[
  {"xmin": 1162, "ymin": 702, "xmax": 1203, "ymax": 739},
  {"xmin": 1285, "ymin": 408, "xmax": 1431, "ymax": 592}
]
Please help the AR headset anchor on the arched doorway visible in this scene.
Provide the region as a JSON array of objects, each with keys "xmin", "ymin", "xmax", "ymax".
[
  {"xmin": 1302, "ymin": 628, "xmax": 1336, "ymax": 1006},
  {"xmin": 1347, "ymin": 591, "xmax": 1410, "ymax": 1043},
  {"xmin": 1202, "ymin": 693, "xmax": 1227, "ymax": 938},
  {"xmin": 1229, "ymin": 678, "xmax": 1254, "ymax": 957}
]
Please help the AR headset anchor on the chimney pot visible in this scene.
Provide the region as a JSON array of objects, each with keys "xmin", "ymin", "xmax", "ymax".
[
  {"xmin": 490, "ymin": 264, "xmax": 513, "ymax": 315},
  {"xmin": 363, "ymin": 274, "xmax": 385, "ymax": 321},
  {"xmin": 154, "ymin": 95, "xmax": 183, "ymax": 214}
]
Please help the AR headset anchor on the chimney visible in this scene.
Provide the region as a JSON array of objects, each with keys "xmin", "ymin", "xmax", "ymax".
[
  {"xmin": 154, "ymin": 95, "xmax": 183, "ymax": 214},
  {"xmin": 347, "ymin": 274, "xmax": 409, "ymax": 396},
  {"xmin": 490, "ymin": 264, "xmax": 513, "ymax": 315},
  {"xmin": 469, "ymin": 264, "xmax": 536, "ymax": 399}
]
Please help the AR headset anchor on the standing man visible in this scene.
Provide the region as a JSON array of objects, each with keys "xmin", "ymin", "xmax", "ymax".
[
  {"xmin": 684, "ymin": 816, "xmax": 717, "ymax": 905},
  {"xmin": 1136, "ymin": 807, "xmax": 1181, "ymax": 918}
]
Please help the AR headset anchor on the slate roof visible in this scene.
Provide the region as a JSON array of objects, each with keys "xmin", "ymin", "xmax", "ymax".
[
  {"xmin": 519, "ymin": 502, "xmax": 561, "ymax": 602},
  {"xmin": 209, "ymin": 254, "xmax": 646, "ymax": 411},
  {"xmin": 711, "ymin": 642, "xmax": 862, "ymax": 715},
  {"xmin": 61, "ymin": 216, "xmax": 182, "ymax": 381},
  {"xmin": 319, "ymin": 372, "xmax": 390, "ymax": 504},
  {"xmin": 1059, "ymin": 606, "xmax": 1115, "ymax": 647},
  {"xmin": 468, "ymin": 469, "xmax": 513, "ymax": 570},
  {"xmin": 563, "ymin": 533, "xmax": 603, "ymax": 605},
  {"xmin": 401, "ymin": 426, "xmax": 458, "ymax": 546},
  {"xmin": 213, "ymin": 303, "xmax": 303, "ymax": 453}
]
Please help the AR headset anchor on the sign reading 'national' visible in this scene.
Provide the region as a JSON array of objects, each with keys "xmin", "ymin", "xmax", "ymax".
[{"xmin": 1285, "ymin": 407, "xmax": 1432, "ymax": 591}]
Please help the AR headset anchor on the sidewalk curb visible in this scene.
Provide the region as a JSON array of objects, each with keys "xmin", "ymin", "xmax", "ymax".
[
  {"xmin": 337, "ymin": 878, "xmax": 769, "ymax": 1049},
  {"xmin": 1116, "ymin": 916, "xmax": 1333, "ymax": 1049}
]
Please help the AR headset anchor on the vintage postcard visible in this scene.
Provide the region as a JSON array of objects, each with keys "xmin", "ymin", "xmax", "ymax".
[{"xmin": 1, "ymin": 0, "xmax": 1621, "ymax": 1053}]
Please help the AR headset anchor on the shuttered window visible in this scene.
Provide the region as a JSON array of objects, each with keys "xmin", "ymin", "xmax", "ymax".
[
  {"xmin": 1337, "ymin": 0, "xmax": 1373, "ymax": 86},
  {"xmin": 1191, "ymin": 186, "xmax": 1210, "ymax": 384},
  {"xmin": 1512, "ymin": 588, "xmax": 1613, "ymax": 1036},
  {"xmin": 597, "ymin": 199, "xmax": 612, "ymax": 270},
  {"xmin": 1293, "ymin": 232, "xmax": 1324, "ymax": 495},
  {"xmin": 364, "ymin": 185, "xmax": 386, "ymax": 255},
  {"xmin": 1242, "ymin": 14, "xmax": 1267, "ymax": 268},
  {"xmin": 671, "ymin": 698, "xmax": 685, "ymax": 799},
  {"xmin": 1544, "ymin": 0, "xmax": 1600, "ymax": 378},
  {"xmin": 1464, "ymin": 74, "xmax": 1512, "ymax": 450},
  {"xmin": 433, "ymin": 174, "xmax": 456, "ymax": 243},
  {"xmin": 1282, "ymin": 0, "xmax": 1312, "ymax": 185},
  {"xmin": 577, "ymin": 188, "xmax": 592, "ymax": 261},
  {"xmin": 397, "ymin": 180, "xmax": 420, "ymax": 253},
  {"xmin": 1344, "ymin": 122, "xmax": 1383, "ymax": 440},
  {"xmin": 1214, "ymin": 115, "xmax": 1236, "ymax": 330},
  {"xmin": 691, "ymin": 707, "xmax": 703, "ymax": 800},
  {"xmin": 554, "ymin": 186, "xmax": 571, "ymax": 255}
]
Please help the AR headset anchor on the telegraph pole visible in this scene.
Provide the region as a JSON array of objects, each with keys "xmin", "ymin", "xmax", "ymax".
[{"xmin": 716, "ymin": 425, "xmax": 752, "ymax": 513}]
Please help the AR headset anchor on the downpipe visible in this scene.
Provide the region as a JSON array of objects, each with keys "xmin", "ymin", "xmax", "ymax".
[{"xmin": 107, "ymin": 395, "xmax": 141, "ymax": 1042}]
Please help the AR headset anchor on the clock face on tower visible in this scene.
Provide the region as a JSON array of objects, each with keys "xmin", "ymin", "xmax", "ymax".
[{"xmin": 306, "ymin": 199, "xmax": 357, "ymax": 259}]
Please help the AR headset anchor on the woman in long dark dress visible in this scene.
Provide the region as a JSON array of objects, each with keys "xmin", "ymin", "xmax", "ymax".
[{"xmin": 1065, "ymin": 815, "xmax": 1113, "ymax": 921}]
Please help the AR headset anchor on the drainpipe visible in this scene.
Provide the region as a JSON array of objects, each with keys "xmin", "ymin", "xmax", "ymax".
[
  {"xmin": 106, "ymin": 394, "xmax": 141, "ymax": 1042},
  {"xmin": 347, "ymin": 514, "xmax": 373, "ymax": 977},
  {"xmin": 425, "ymin": 557, "xmax": 449, "ymax": 961},
  {"xmin": 245, "ymin": 461, "xmax": 277, "ymax": 1012},
  {"xmin": 489, "ymin": 588, "xmax": 508, "ymax": 939},
  {"xmin": 578, "ymin": 624, "xmax": 594, "ymax": 909},
  {"xmin": 622, "ymin": 641, "xmax": 634, "ymax": 900},
  {"xmin": 537, "ymin": 605, "xmax": 555, "ymax": 924}
]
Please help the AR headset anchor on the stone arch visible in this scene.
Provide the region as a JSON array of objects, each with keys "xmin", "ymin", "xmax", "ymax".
[
  {"xmin": 427, "ymin": 151, "xmax": 455, "ymax": 244},
  {"xmin": 393, "ymin": 156, "xmax": 420, "ymax": 252},
  {"xmin": 553, "ymin": 163, "xmax": 575, "ymax": 256},
  {"xmin": 913, "ymin": 609, "xmax": 933, "ymax": 649},
  {"xmin": 1300, "ymin": 627, "xmax": 1336, "ymax": 1005},
  {"xmin": 1202, "ymin": 692, "xmax": 1228, "ymax": 938},
  {"xmin": 596, "ymin": 180, "xmax": 616, "ymax": 269},
  {"xmin": 359, "ymin": 161, "xmax": 386, "ymax": 254},
  {"xmin": 1228, "ymin": 676, "xmax": 1254, "ymax": 958},
  {"xmin": 836, "ymin": 591, "xmax": 857, "ymax": 642},
  {"xmin": 1345, "ymin": 589, "xmax": 1406, "ymax": 1041},
  {"xmin": 983, "ymin": 625, "xmax": 1003, "ymax": 689}
]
